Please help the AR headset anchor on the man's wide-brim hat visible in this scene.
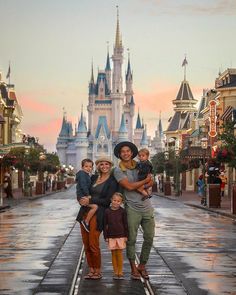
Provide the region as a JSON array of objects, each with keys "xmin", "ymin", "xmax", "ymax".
[
  {"xmin": 95, "ymin": 157, "xmax": 114, "ymax": 166},
  {"xmin": 114, "ymin": 141, "xmax": 138, "ymax": 159}
]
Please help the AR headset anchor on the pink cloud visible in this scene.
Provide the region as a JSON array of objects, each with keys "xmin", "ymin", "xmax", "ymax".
[{"xmin": 20, "ymin": 95, "xmax": 57, "ymax": 116}]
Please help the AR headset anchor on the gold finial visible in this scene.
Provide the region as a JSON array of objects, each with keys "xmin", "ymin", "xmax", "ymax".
[{"xmin": 115, "ymin": 5, "xmax": 122, "ymax": 48}]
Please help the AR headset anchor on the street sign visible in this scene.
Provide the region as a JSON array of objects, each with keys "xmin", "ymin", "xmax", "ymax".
[{"xmin": 208, "ymin": 100, "xmax": 217, "ymax": 137}]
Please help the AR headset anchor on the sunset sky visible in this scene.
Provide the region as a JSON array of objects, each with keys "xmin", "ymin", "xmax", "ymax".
[{"xmin": 0, "ymin": 0, "xmax": 235, "ymax": 151}]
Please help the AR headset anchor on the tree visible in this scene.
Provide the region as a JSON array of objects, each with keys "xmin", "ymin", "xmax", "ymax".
[{"xmin": 218, "ymin": 121, "xmax": 236, "ymax": 168}]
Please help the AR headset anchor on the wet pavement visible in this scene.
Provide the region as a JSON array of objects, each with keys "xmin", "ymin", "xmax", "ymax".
[
  {"xmin": 152, "ymin": 196, "xmax": 236, "ymax": 295},
  {"xmin": 0, "ymin": 187, "xmax": 80, "ymax": 295},
  {"xmin": 0, "ymin": 187, "xmax": 236, "ymax": 295}
]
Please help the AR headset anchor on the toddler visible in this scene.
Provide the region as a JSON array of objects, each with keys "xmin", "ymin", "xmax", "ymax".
[
  {"xmin": 104, "ymin": 193, "xmax": 128, "ymax": 280},
  {"xmin": 136, "ymin": 148, "xmax": 153, "ymax": 201},
  {"xmin": 76, "ymin": 158, "xmax": 98, "ymax": 232}
]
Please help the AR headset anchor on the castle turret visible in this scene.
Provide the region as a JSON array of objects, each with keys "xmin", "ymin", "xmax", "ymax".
[
  {"xmin": 56, "ymin": 111, "xmax": 69, "ymax": 165},
  {"xmin": 133, "ymin": 110, "xmax": 144, "ymax": 147},
  {"xmin": 88, "ymin": 62, "xmax": 95, "ymax": 133},
  {"xmin": 125, "ymin": 53, "xmax": 133, "ymax": 104},
  {"xmin": 105, "ymin": 50, "xmax": 111, "ymax": 91},
  {"xmin": 75, "ymin": 109, "xmax": 88, "ymax": 171},
  {"xmin": 117, "ymin": 113, "xmax": 128, "ymax": 142},
  {"xmin": 140, "ymin": 125, "xmax": 148, "ymax": 148}
]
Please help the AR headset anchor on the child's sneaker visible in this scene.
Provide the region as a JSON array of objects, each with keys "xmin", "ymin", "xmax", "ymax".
[{"xmin": 81, "ymin": 220, "xmax": 90, "ymax": 232}]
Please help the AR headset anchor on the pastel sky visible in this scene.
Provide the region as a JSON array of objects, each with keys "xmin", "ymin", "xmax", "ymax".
[{"xmin": 0, "ymin": 0, "xmax": 235, "ymax": 151}]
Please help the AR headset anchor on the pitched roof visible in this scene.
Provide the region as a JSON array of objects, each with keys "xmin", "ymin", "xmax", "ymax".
[
  {"xmin": 105, "ymin": 52, "xmax": 111, "ymax": 71},
  {"xmin": 176, "ymin": 80, "xmax": 194, "ymax": 100},
  {"xmin": 135, "ymin": 112, "xmax": 142, "ymax": 129},
  {"xmin": 119, "ymin": 114, "xmax": 128, "ymax": 133},
  {"xmin": 140, "ymin": 128, "xmax": 148, "ymax": 146},
  {"xmin": 77, "ymin": 113, "xmax": 87, "ymax": 133},
  {"xmin": 95, "ymin": 116, "xmax": 110, "ymax": 139}
]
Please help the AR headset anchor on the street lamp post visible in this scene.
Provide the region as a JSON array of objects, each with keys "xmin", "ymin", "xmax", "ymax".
[
  {"xmin": 201, "ymin": 137, "xmax": 208, "ymax": 206},
  {"xmin": 23, "ymin": 147, "xmax": 31, "ymax": 196},
  {"xmin": 175, "ymin": 147, "xmax": 180, "ymax": 197}
]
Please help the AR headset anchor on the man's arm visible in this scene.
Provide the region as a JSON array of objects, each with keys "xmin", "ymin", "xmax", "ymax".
[{"xmin": 119, "ymin": 175, "xmax": 151, "ymax": 191}]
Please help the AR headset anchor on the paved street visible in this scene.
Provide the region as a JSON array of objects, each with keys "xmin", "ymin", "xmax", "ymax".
[
  {"xmin": 152, "ymin": 195, "xmax": 236, "ymax": 295},
  {"xmin": 0, "ymin": 187, "xmax": 236, "ymax": 295}
]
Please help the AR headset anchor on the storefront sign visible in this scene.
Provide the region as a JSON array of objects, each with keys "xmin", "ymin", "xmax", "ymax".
[{"xmin": 208, "ymin": 100, "xmax": 217, "ymax": 137}]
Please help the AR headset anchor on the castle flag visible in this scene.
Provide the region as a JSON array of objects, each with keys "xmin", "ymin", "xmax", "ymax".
[
  {"xmin": 6, "ymin": 65, "xmax": 11, "ymax": 79},
  {"xmin": 182, "ymin": 57, "xmax": 188, "ymax": 67}
]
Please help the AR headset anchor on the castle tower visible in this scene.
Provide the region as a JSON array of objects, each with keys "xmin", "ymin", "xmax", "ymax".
[
  {"xmin": 151, "ymin": 112, "xmax": 164, "ymax": 153},
  {"xmin": 117, "ymin": 113, "xmax": 128, "ymax": 143},
  {"xmin": 133, "ymin": 110, "xmax": 143, "ymax": 147},
  {"xmin": 123, "ymin": 53, "xmax": 135, "ymax": 141},
  {"xmin": 56, "ymin": 110, "xmax": 69, "ymax": 165},
  {"xmin": 111, "ymin": 6, "xmax": 124, "ymax": 136},
  {"xmin": 88, "ymin": 62, "xmax": 95, "ymax": 134},
  {"xmin": 140, "ymin": 125, "xmax": 148, "ymax": 148},
  {"xmin": 75, "ymin": 109, "xmax": 89, "ymax": 171},
  {"xmin": 105, "ymin": 49, "xmax": 112, "ymax": 91},
  {"xmin": 165, "ymin": 57, "xmax": 197, "ymax": 148}
]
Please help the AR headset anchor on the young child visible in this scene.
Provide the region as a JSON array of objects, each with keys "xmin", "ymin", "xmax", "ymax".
[
  {"xmin": 76, "ymin": 158, "xmax": 98, "ymax": 232},
  {"xmin": 136, "ymin": 148, "xmax": 153, "ymax": 201},
  {"xmin": 103, "ymin": 193, "xmax": 128, "ymax": 280}
]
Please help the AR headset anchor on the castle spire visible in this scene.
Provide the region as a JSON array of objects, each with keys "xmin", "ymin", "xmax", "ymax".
[
  {"xmin": 90, "ymin": 60, "xmax": 94, "ymax": 84},
  {"xmin": 182, "ymin": 55, "xmax": 188, "ymax": 81},
  {"xmin": 115, "ymin": 6, "xmax": 122, "ymax": 48},
  {"xmin": 135, "ymin": 110, "xmax": 142, "ymax": 129},
  {"xmin": 105, "ymin": 46, "xmax": 111, "ymax": 71},
  {"xmin": 126, "ymin": 49, "xmax": 132, "ymax": 80}
]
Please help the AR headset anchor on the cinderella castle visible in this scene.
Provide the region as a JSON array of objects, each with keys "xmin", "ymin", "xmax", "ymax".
[{"xmin": 56, "ymin": 10, "xmax": 163, "ymax": 171}]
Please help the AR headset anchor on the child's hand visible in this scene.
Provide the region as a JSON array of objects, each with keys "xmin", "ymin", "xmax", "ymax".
[{"xmin": 105, "ymin": 238, "xmax": 109, "ymax": 242}]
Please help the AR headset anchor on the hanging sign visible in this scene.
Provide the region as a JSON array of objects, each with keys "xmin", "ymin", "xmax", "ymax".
[{"xmin": 208, "ymin": 100, "xmax": 217, "ymax": 137}]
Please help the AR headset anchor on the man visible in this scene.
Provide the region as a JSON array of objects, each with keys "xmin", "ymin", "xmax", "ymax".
[{"xmin": 113, "ymin": 141, "xmax": 155, "ymax": 280}]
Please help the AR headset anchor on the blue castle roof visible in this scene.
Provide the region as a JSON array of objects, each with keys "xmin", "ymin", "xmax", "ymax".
[
  {"xmin": 95, "ymin": 116, "xmax": 110, "ymax": 139},
  {"xmin": 119, "ymin": 114, "xmax": 128, "ymax": 133}
]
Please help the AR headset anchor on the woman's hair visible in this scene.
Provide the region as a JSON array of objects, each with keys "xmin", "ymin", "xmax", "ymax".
[
  {"xmin": 138, "ymin": 148, "xmax": 150, "ymax": 157},
  {"xmin": 96, "ymin": 162, "xmax": 112, "ymax": 175},
  {"xmin": 81, "ymin": 158, "xmax": 93, "ymax": 167},
  {"xmin": 111, "ymin": 192, "xmax": 124, "ymax": 202}
]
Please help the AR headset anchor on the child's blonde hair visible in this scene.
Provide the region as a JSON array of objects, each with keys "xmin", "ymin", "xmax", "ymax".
[
  {"xmin": 138, "ymin": 148, "xmax": 150, "ymax": 157},
  {"xmin": 111, "ymin": 192, "xmax": 124, "ymax": 202}
]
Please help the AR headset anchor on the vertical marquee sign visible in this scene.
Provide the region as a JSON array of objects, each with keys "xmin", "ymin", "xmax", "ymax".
[{"xmin": 208, "ymin": 100, "xmax": 217, "ymax": 137}]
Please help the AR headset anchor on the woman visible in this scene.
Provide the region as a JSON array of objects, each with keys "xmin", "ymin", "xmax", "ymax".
[
  {"xmin": 3, "ymin": 172, "xmax": 13, "ymax": 199},
  {"xmin": 76, "ymin": 157, "xmax": 118, "ymax": 280}
]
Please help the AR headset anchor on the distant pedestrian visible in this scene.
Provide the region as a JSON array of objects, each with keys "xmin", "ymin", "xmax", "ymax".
[
  {"xmin": 76, "ymin": 159, "xmax": 98, "ymax": 232},
  {"xmin": 219, "ymin": 172, "xmax": 227, "ymax": 197},
  {"xmin": 3, "ymin": 172, "xmax": 14, "ymax": 199},
  {"xmin": 104, "ymin": 192, "xmax": 128, "ymax": 280},
  {"xmin": 196, "ymin": 175, "xmax": 204, "ymax": 204}
]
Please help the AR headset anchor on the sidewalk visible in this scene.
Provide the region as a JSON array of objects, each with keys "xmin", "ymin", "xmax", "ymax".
[
  {"xmin": 0, "ymin": 186, "xmax": 69, "ymax": 212},
  {"xmin": 156, "ymin": 189, "xmax": 236, "ymax": 220}
]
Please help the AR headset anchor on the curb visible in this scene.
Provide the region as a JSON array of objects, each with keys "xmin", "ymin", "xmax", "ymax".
[
  {"xmin": 185, "ymin": 202, "xmax": 236, "ymax": 221},
  {"xmin": 0, "ymin": 184, "xmax": 75, "ymax": 213},
  {"xmin": 155, "ymin": 193, "xmax": 236, "ymax": 220}
]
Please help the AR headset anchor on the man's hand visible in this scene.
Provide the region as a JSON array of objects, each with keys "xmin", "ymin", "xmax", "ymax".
[{"xmin": 145, "ymin": 174, "xmax": 152, "ymax": 183}]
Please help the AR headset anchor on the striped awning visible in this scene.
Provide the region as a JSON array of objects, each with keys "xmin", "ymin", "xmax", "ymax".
[{"xmin": 221, "ymin": 106, "xmax": 233, "ymax": 121}]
